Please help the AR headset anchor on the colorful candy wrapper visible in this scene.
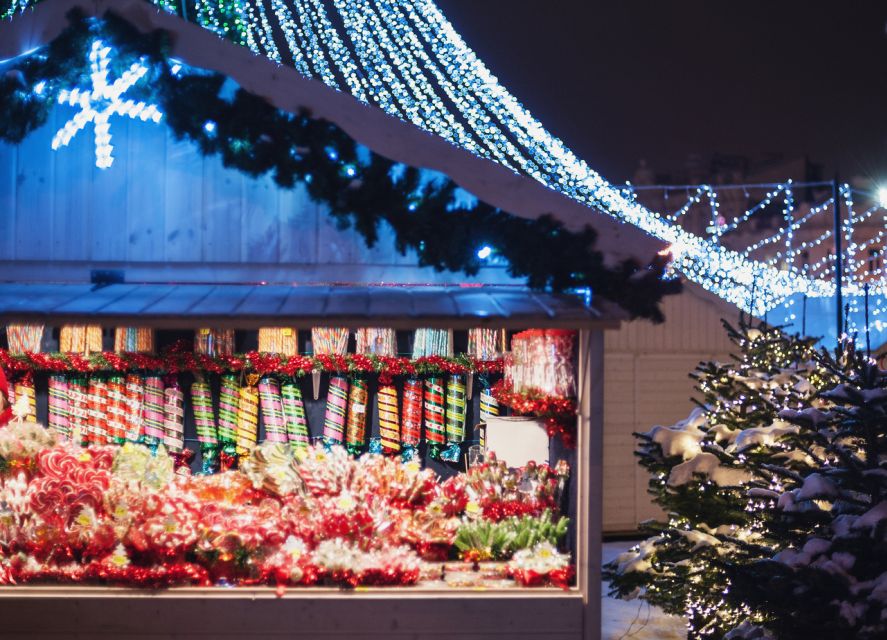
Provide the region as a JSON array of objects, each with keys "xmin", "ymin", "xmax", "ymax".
[
  {"xmin": 191, "ymin": 377, "xmax": 218, "ymax": 474},
  {"xmin": 311, "ymin": 327, "xmax": 349, "ymax": 355},
  {"xmin": 124, "ymin": 373, "xmax": 145, "ymax": 442},
  {"xmin": 142, "ymin": 375, "xmax": 166, "ymax": 452},
  {"xmin": 237, "ymin": 375, "xmax": 260, "ymax": 461},
  {"xmin": 377, "ymin": 384, "xmax": 400, "ymax": 454},
  {"xmin": 5, "ymin": 324, "xmax": 44, "ymax": 354},
  {"xmin": 480, "ymin": 387, "xmax": 500, "ymax": 423},
  {"xmin": 258, "ymin": 327, "xmax": 298, "ymax": 355},
  {"xmin": 47, "ymin": 374, "xmax": 71, "ymax": 439},
  {"xmin": 441, "ymin": 374, "xmax": 467, "ymax": 462},
  {"xmin": 60, "ymin": 324, "xmax": 102, "ymax": 354},
  {"xmin": 323, "ymin": 375, "xmax": 348, "ymax": 447},
  {"xmin": 87, "ymin": 377, "xmax": 109, "ymax": 445},
  {"xmin": 401, "ymin": 379, "xmax": 423, "ymax": 462},
  {"xmin": 345, "ymin": 379, "xmax": 369, "ymax": 455},
  {"xmin": 113, "ymin": 327, "xmax": 155, "ymax": 353},
  {"xmin": 67, "ymin": 376, "xmax": 89, "ymax": 446},
  {"xmin": 423, "ymin": 377, "xmax": 446, "ymax": 459},
  {"xmin": 281, "ymin": 379, "xmax": 310, "ymax": 451},
  {"xmin": 105, "ymin": 375, "xmax": 127, "ymax": 443},
  {"xmin": 258, "ymin": 376, "xmax": 288, "ymax": 444},
  {"xmin": 163, "ymin": 378, "xmax": 185, "ymax": 454},
  {"xmin": 13, "ymin": 376, "xmax": 36, "ymax": 423},
  {"xmin": 218, "ymin": 374, "xmax": 240, "ymax": 470}
]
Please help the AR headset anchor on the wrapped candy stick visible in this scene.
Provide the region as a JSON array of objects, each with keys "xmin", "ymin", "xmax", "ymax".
[
  {"xmin": 479, "ymin": 387, "xmax": 500, "ymax": 423},
  {"xmin": 124, "ymin": 374, "xmax": 145, "ymax": 443},
  {"xmin": 6, "ymin": 324, "xmax": 44, "ymax": 354},
  {"xmin": 87, "ymin": 377, "xmax": 109, "ymax": 445},
  {"xmin": 218, "ymin": 374, "xmax": 240, "ymax": 470},
  {"xmin": 47, "ymin": 375, "xmax": 70, "ymax": 439},
  {"xmin": 258, "ymin": 376, "xmax": 287, "ymax": 444},
  {"xmin": 281, "ymin": 379, "xmax": 310, "ymax": 451},
  {"xmin": 13, "ymin": 376, "xmax": 36, "ymax": 423},
  {"xmin": 142, "ymin": 375, "xmax": 166, "ymax": 451},
  {"xmin": 163, "ymin": 378, "xmax": 185, "ymax": 454},
  {"xmin": 105, "ymin": 375, "xmax": 127, "ymax": 443},
  {"xmin": 191, "ymin": 377, "xmax": 218, "ymax": 473},
  {"xmin": 322, "ymin": 375, "xmax": 348, "ymax": 447},
  {"xmin": 441, "ymin": 374, "xmax": 467, "ymax": 462},
  {"xmin": 377, "ymin": 384, "xmax": 400, "ymax": 454},
  {"xmin": 236, "ymin": 376, "xmax": 260, "ymax": 461},
  {"xmin": 345, "ymin": 379, "xmax": 369, "ymax": 455},
  {"xmin": 401, "ymin": 379, "xmax": 423, "ymax": 462},
  {"xmin": 67, "ymin": 376, "xmax": 89, "ymax": 446},
  {"xmin": 423, "ymin": 377, "xmax": 446, "ymax": 459}
]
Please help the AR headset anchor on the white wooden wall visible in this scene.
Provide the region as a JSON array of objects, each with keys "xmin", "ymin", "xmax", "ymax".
[
  {"xmin": 0, "ymin": 106, "xmax": 512, "ymax": 286},
  {"xmin": 602, "ymin": 284, "xmax": 736, "ymax": 532}
]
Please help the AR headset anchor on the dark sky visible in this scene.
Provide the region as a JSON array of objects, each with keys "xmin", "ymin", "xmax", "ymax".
[{"xmin": 435, "ymin": 0, "xmax": 887, "ymax": 185}]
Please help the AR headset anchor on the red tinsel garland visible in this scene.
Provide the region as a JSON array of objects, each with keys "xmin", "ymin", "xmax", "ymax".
[
  {"xmin": 490, "ymin": 380, "xmax": 578, "ymax": 447},
  {"xmin": 507, "ymin": 565, "xmax": 575, "ymax": 590},
  {"xmin": 0, "ymin": 349, "xmax": 502, "ymax": 382}
]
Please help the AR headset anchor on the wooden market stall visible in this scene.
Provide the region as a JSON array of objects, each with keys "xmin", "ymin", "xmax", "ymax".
[{"xmin": 0, "ymin": 2, "xmax": 676, "ymax": 638}]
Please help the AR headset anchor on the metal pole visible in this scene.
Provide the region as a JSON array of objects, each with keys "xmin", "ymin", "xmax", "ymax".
[
  {"xmin": 833, "ymin": 176, "xmax": 844, "ymax": 338},
  {"xmin": 864, "ymin": 281, "xmax": 871, "ymax": 357}
]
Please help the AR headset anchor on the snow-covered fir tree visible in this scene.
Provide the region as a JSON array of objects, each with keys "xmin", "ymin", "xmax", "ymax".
[{"xmin": 604, "ymin": 319, "xmax": 838, "ymax": 639}]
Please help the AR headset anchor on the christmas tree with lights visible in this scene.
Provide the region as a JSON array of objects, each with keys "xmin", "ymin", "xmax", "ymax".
[{"xmin": 604, "ymin": 319, "xmax": 836, "ymax": 639}]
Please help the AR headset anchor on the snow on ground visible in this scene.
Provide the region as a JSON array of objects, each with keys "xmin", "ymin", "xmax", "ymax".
[{"xmin": 602, "ymin": 541, "xmax": 687, "ymax": 640}]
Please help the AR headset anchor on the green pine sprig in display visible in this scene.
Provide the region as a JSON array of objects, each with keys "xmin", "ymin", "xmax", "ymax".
[{"xmin": 454, "ymin": 510, "xmax": 569, "ymax": 562}]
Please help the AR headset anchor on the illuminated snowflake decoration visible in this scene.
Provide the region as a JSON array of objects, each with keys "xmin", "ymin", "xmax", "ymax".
[{"xmin": 51, "ymin": 40, "xmax": 163, "ymax": 169}]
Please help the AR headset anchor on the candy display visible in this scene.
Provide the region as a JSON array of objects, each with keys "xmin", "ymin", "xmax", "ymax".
[
  {"xmin": 236, "ymin": 376, "xmax": 260, "ymax": 459},
  {"xmin": 441, "ymin": 374, "xmax": 467, "ymax": 462},
  {"xmin": 67, "ymin": 376, "xmax": 89, "ymax": 445},
  {"xmin": 401, "ymin": 379, "xmax": 423, "ymax": 461},
  {"xmin": 322, "ymin": 376, "xmax": 348, "ymax": 446},
  {"xmin": 467, "ymin": 328, "xmax": 506, "ymax": 360},
  {"xmin": 12, "ymin": 377, "xmax": 36, "ymax": 423},
  {"xmin": 355, "ymin": 328, "xmax": 396, "ymax": 356},
  {"xmin": 194, "ymin": 328, "xmax": 235, "ymax": 356},
  {"xmin": 87, "ymin": 377, "xmax": 108, "ymax": 445},
  {"xmin": 217, "ymin": 374, "xmax": 239, "ymax": 468},
  {"xmin": 142, "ymin": 375, "xmax": 166, "ymax": 449},
  {"xmin": 280, "ymin": 380, "xmax": 309, "ymax": 450},
  {"xmin": 105, "ymin": 375, "xmax": 127, "ymax": 443},
  {"xmin": 258, "ymin": 376, "xmax": 287, "ymax": 443},
  {"xmin": 163, "ymin": 378, "xmax": 185, "ymax": 453},
  {"xmin": 47, "ymin": 374, "xmax": 70, "ymax": 439},
  {"xmin": 190, "ymin": 377, "xmax": 218, "ymax": 474},
  {"xmin": 479, "ymin": 387, "xmax": 500, "ymax": 423},
  {"xmin": 412, "ymin": 328, "xmax": 452, "ymax": 358},
  {"xmin": 258, "ymin": 327, "xmax": 298, "ymax": 355},
  {"xmin": 60, "ymin": 325, "xmax": 103, "ymax": 354},
  {"xmin": 377, "ymin": 384, "xmax": 400, "ymax": 454},
  {"xmin": 0, "ymin": 419, "xmax": 572, "ymax": 591},
  {"xmin": 345, "ymin": 379, "xmax": 368, "ymax": 455},
  {"xmin": 113, "ymin": 327, "xmax": 155, "ymax": 353},
  {"xmin": 123, "ymin": 373, "xmax": 145, "ymax": 443},
  {"xmin": 311, "ymin": 327, "xmax": 349, "ymax": 355},
  {"xmin": 5, "ymin": 324, "xmax": 44, "ymax": 354},
  {"xmin": 506, "ymin": 329, "xmax": 576, "ymax": 397},
  {"xmin": 423, "ymin": 377, "xmax": 446, "ymax": 459}
]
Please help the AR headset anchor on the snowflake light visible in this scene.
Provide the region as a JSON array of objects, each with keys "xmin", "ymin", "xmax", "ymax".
[{"xmin": 51, "ymin": 40, "xmax": 162, "ymax": 169}]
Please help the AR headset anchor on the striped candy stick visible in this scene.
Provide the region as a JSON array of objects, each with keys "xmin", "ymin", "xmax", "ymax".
[
  {"xmin": 281, "ymin": 379, "xmax": 310, "ymax": 451},
  {"xmin": 163, "ymin": 377, "xmax": 185, "ymax": 454},
  {"xmin": 13, "ymin": 376, "xmax": 37, "ymax": 422},
  {"xmin": 218, "ymin": 374, "xmax": 240, "ymax": 469},
  {"xmin": 401, "ymin": 379, "xmax": 423, "ymax": 462},
  {"xmin": 105, "ymin": 375, "xmax": 127, "ymax": 443},
  {"xmin": 258, "ymin": 376, "xmax": 288, "ymax": 444},
  {"xmin": 191, "ymin": 376, "xmax": 218, "ymax": 474},
  {"xmin": 377, "ymin": 384, "xmax": 400, "ymax": 454},
  {"xmin": 479, "ymin": 387, "xmax": 500, "ymax": 423},
  {"xmin": 322, "ymin": 375, "xmax": 349, "ymax": 447},
  {"xmin": 236, "ymin": 375, "xmax": 260, "ymax": 460},
  {"xmin": 142, "ymin": 375, "xmax": 166, "ymax": 451},
  {"xmin": 123, "ymin": 373, "xmax": 145, "ymax": 443},
  {"xmin": 441, "ymin": 374, "xmax": 467, "ymax": 462},
  {"xmin": 67, "ymin": 376, "xmax": 89, "ymax": 446},
  {"xmin": 345, "ymin": 378, "xmax": 369, "ymax": 455},
  {"xmin": 423, "ymin": 377, "xmax": 446, "ymax": 459},
  {"xmin": 87, "ymin": 377, "xmax": 109, "ymax": 445},
  {"xmin": 47, "ymin": 375, "xmax": 71, "ymax": 439}
]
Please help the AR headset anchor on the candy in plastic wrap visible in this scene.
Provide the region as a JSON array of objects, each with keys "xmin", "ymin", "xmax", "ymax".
[
  {"xmin": 377, "ymin": 385, "xmax": 400, "ymax": 454},
  {"xmin": 322, "ymin": 376, "xmax": 348, "ymax": 447},
  {"xmin": 345, "ymin": 379, "xmax": 368, "ymax": 455},
  {"xmin": 423, "ymin": 377, "xmax": 446, "ymax": 459},
  {"xmin": 441, "ymin": 375, "xmax": 467, "ymax": 462}
]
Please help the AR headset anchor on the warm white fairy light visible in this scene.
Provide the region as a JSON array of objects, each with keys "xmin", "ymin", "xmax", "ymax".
[{"xmin": 51, "ymin": 40, "xmax": 162, "ymax": 169}]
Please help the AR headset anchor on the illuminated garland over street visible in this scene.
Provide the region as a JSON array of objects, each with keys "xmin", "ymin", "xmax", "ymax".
[{"xmin": 0, "ymin": 10, "xmax": 679, "ymax": 321}]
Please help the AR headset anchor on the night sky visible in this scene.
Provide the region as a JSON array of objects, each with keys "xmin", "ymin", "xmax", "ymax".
[{"xmin": 435, "ymin": 0, "xmax": 887, "ymax": 185}]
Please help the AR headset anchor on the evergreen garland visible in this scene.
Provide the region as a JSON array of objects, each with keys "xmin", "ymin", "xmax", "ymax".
[{"xmin": 0, "ymin": 9, "xmax": 680, "ymax": 321}]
